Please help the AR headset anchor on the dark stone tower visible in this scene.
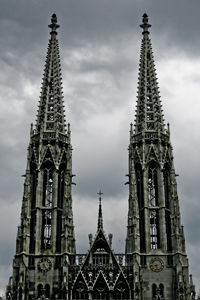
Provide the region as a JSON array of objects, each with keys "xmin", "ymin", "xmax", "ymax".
[
  {"xmin": 6, "ymin": 14, "xmax": 75, "ymax": 300},
  {"xmin": 125, "ymin": 14, "xmax": 195, "ymax": 299}
]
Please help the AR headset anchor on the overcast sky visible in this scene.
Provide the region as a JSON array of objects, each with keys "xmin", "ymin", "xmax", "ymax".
[{"xmin": 0, "ymin": 0, "xmax": 200, "ymax": 296}]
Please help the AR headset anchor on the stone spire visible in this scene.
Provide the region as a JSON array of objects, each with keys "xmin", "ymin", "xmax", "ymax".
[
  {"xmin": 36, "ymin": 13, "xmax": 66, "ymax": 138},
  {"xmin": 97, "ymin": 190, "xmax": 103, "ymax": 230},
  {"xmin": 134, "ymin": 13, "xmax": 165, "ymax": 135},
  {"xmin": 6, "ymin": 15, "xmax": 76, "ymax": 300},
  {"xmin": 125, "ymin": 14, "xmax": 195, "ymax": 299}
]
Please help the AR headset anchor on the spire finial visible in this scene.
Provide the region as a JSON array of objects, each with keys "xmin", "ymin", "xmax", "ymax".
[
  {"xmin": 97, "ymin": 190, "xmax": 103, "ymax": 230},
  {"xmin": 48, "ymin": 13, "xmax": 60, "ymax": 35},
  {"xmin": 140, "ymin": 13, "xmax": 151, "ymax": 34}
]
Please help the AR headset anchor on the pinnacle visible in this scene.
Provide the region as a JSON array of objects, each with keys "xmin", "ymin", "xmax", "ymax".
[
  {"xmin": 97, "ymin": 190, "xmax": 103, "ymax": 230},
  {"xmin": 48, "ymin": 13, "xmax": 60, "ymax": 35},
  {"xmin": 140, "ymin": 13, "xmax": 151, "ymax": 35}
]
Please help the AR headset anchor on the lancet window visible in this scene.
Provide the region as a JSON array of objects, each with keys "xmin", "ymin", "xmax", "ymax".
[
  {"xmin": 135, "ymin": 163, "xmax": 146, "ymax": 252},
  {"xmin": 152, "ymin": 283, "xmax": 164, "ymax": 299},
  {"xmin": 150, "ymin": 210, "xmax": 160, "ymax": 249},
  {"xmin": 163, "ymin": 164, "xmax": 170, "ymax": 208},
  {"xmin": 93, "ymin": 281, "xmax": 109, "ymax": 300},
  {"xmin": 148, "ymin": 163, "xmax": 158, "ymax": 206},
  {"xmin": 42, "ymin": 210, "xmax": 52, "ymax": 249},
  {"xmin": 113, "ymin": 281, "xmax": 129, "ymax": 300},
  {"xmin": 58, "ymin": 168, "xmax": 65, "ymax": 209},
  {"xmin": 135, "ymin": 164, "xmax": 144, "ymax": 208},
  {"xmin": 30, "ymin": 211, "xmax": 36, "ymax": 253},
  {"xmin": 37, "ymin": 284, "xmax": 43, "ymax": 298},
  {"xmin": 73, "ymin": 281, "xmax": 88, "ymax": 300},
  {"xmin": 152, "ymin": 284, "xmax": 157, "ymax": 299},
  {"xmin": 165, "ymin": 210, "xmax": 172, "ymax": 252},
  {"xmin": 43, "ymin": 169, "xmax": 53, "ymax": 207}
]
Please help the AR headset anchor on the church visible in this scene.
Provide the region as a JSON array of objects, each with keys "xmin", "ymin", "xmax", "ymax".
[{"xmin": 6, "ymin": 13, "xmax": 196, "ymax": 300}]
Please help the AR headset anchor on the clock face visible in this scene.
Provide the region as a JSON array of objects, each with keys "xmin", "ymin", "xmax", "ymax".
[
  {"xmin": 38, "ymin": 258, "xmax": 52, "ymax": 273},
  {"xmin": 149, "ymin": 258, "xmax": 164, "ymax": 272}
]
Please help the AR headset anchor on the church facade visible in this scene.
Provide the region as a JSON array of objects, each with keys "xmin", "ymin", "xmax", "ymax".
[{"xmin": 6, "ymin": 13, "xmax": 195, "ymax": 300}]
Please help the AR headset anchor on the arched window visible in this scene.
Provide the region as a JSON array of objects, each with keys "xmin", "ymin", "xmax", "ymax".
[
  {"xmin": 73, "ymin": 281, "xmax": 88, "ymax": 300},
  {"xmin": 42, "ymin": 210, "xmax": 52, "ymax": 249},
  {"xmin": 163, "ymin": 164, "xmax": 170, "ymax": 208},
  {"xmin": 58, "ymin": 163, "xmax": 66, "ymax": 209},
  {"xmin": 43, "ymin": 169, "xmax": 53, "ymax": 207},
  {"xmin": 30, "ymin": 162, "xmax": 37, "ymax": 209},
  {"xmin": 150, "ymin": 210, "xmax": 160, "ymax": 249},
  {"xmin": 7, "ymin": 291, "xmax": 12, "ymax": 300},
  {"xmin": 159, "ymin": 284, "xmax": 164, "ymax": 298},
  {"xmin": 135, "ymin": 163, "xmax": 144, "ymax": 208},
  {"xmin": 56, "ymin": 210, "xmax": 62, "ymax": 252},
  {"xmin": 152, "ymin": 283, "xmax": 157, "ymax": 299},
  {"xmin": 165, "ymin": 210, "xmax": 172, "ymax": 252},
  {"xmin": 30, "ymin": 211, "xmax": 36, "ymax": 253},
  {"xmin": 45, "ymin": 284, "xmax": 50, "ymax": 298},
  {"xmin": 113, "ymin": 281, "xmax": 129, "ymax": 300},
  {"xmin": 148, "ymin": 162, "xmax": 158, "ymax": 206},
  {"xmin": 135, "ymin": 163, "xmax": 146, "ymax": 252},
  {"xmin": 38, "ymin": 284, "xmax": 43, "ymax": 298},
  {"xmin": 164, "ymin": 164, "xmax": 172, "ymax": 252}
]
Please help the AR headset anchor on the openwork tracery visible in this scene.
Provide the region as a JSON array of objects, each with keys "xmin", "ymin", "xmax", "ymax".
[
  {"xmin": 43, "ymin": 169, "xmax": 53, "ymax": 207},
  {"xmin": 148, "ymin": 162, "xmax": 158, "ymax": 207},
  {"xmin": 150, "ymin": 210, "xmax": 159, "ymax": 249}
]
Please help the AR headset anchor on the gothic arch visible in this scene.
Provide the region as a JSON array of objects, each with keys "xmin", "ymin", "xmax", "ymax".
[
  {"xmin": 163, "ymin": 163, "xmax": 170, "ymax": 209},
  {"xmin": 163, "ymin": 163, "xmax": 172, "ymax": 251},
  {"xmin": 152, "ymin": 283, "xmax": 157, "ymax": 299},
  {"xmin": 159, "ymin": 283, "xmax": 164, "ymax": 298},
  {"xmin": 135, "ymin": 162, "xmax": 146, "ymax": 252},
  {"xmin": 113, "ymin": 273, "xmax": 129, "ymax": 300},
  {"xmin": 148, "ymin": 160, "xmax": 159, "ymax": 207},
  {"xmin": 45, "ymin": 284, "xmax": 50, "ymax": 298},
  {"xmin": 93, "ymin": 273, "xmax": 109, "ymax": 300},
  {"xmin": 72, "ymin": 272, "xmax": 88, "ymax": 300},
  {"xmin": 37, "ymin": 284, "xmax": 43, "ymax": 298}
]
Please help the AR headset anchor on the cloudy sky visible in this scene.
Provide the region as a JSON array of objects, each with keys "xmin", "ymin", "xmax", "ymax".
[{"xmin": 0, "ymin": 0, "xmax": 200, "ymax": 296}]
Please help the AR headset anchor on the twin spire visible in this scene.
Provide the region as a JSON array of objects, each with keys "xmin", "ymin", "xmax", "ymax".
[
  {"xmin": 134, "ymin": 13, "xmax": 165, "ymax": 135},
  {"xmin": 35, "ymin": 12, "xmax": 164, "ymax": 224},
  {"xmin": 35, "ymin": 13, "xmax": 66, "ymax": 140},
  {"xmin": 36, "ymin": 12, "xmax": 164, "ymax": 141}
]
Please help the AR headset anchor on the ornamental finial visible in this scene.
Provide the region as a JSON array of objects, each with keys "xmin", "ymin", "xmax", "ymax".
[
  {"xmin": 97, "ymin": 190, "xmax": 103, "ymax": 230},
  {"xmin": 48, "ymin": 13, "xmax": 60, "ymax": 35},
  {"xmin": 140, "ymin": 13, "xmax": 151, "ymax": 34}
]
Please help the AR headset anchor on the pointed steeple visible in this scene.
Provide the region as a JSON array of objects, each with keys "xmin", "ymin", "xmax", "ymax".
[
  {"xmin": 126, "ymin": 14, "xmax": 194, "ymax": 298},
  {"xmin": 97, "ymin": 190, "xmax": 103, "ymax": 230},
  {"xmin": 36, "ymin": 13, "xmax": 66, "ymax": 139},
  {"xmin": 6, "ymin": 15, "xmax": 76, "ymax": 300},
  {"xmin": 134, "ymin": 13, "xmax": 165, "ymax": 134}
]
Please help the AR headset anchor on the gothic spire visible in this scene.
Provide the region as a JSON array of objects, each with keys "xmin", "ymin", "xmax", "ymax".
[
  {"xmin": 134, "ymin": 13, "xmax": 165, "ymax": 135},
  {"xmin": 97, "ymin": 190, "xmax": 103, "ymax": 230},
  {"xmin": 36, "ymin": 13, "xmax": 66, "ymax": 138}
]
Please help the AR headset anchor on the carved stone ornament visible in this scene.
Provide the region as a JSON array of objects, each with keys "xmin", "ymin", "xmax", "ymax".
[
  {"xmin": 38, "ymin": 258, "xmax": 52, "ymax": 273},
  {"xmin": 149, "ymin": 257, "xmax": 164, "ymax": 272}
]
